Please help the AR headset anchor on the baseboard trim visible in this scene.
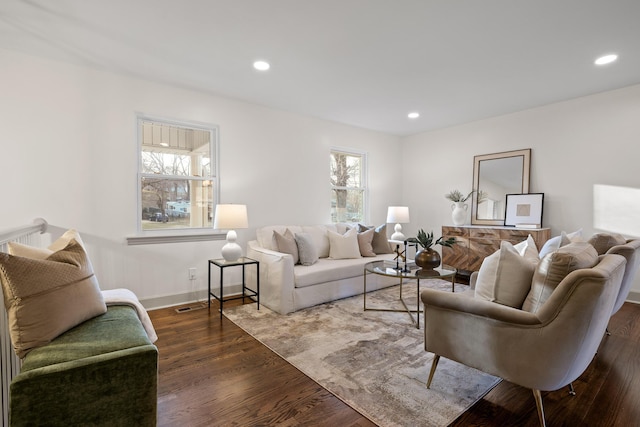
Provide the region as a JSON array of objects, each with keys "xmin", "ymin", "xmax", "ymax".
[
  {"xmin": 141, "ymin": 284, "xmax": 244, "ymax": 310},
  {"xmin": 626, "ymin": 291, "xmax": 640, "ymax": 305}
]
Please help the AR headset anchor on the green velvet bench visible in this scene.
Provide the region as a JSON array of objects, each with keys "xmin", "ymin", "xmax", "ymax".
[{"xmin": 9, "ymin": 305, "xmax": 158, "ymax": 426}]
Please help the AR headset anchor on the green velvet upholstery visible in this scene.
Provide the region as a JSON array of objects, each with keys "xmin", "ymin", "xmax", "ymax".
[{"xmin": 10, "ymin": 305, "xmax": 158, "ymax": 427}]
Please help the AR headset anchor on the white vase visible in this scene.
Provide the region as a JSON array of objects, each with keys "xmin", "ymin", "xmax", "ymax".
[{"xmin": 451, "ymin": 202, "xmax": 468, "ymax": 226}]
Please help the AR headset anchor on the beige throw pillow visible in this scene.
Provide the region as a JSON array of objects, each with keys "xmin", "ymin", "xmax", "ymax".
[
  {"xmin": 357, "ymin": 228, "xmax": 376, "ymax": 257},
  {"xmin": 588, "ymin": 233, "xmax": 627, "ymax": 255},
  {"xmin": 522, "ymin": 242, "xmax": 599, "ymax": 313},
  {"xmin": 274, "ymin": 229, "xmax": 299, "ymax": 264},
  {"xmin": 0, "ymin": 239, "xmax": 107, "ymax": 358},
  {"xmin": 328, "ymin": 228, "xmax": 361, "ymax": 259},
  {"xmin": 475, "ymin": 238, "xmax": 539, "ymax": 308},
  {"xmin": 357, "ymin": 224, "xmax": 392, "ymax": 254}
]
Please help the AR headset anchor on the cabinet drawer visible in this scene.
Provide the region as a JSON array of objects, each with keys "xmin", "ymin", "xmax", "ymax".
[
  {"xmin": 442, "ymin": 226, "xmax": 468, "ymax": 238},
  {"xmin": 469, "ymin": 228, "xmax": 501, "ymax": 239},
  {"xmin": 500, "ymin": 229, "xmax": 530, "ymax": 241}
]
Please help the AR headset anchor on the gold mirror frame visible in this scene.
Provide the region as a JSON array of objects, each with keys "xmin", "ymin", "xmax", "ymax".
[{"xmin": 471, "ymin": 149, "xmax": 531, "ymax": 226}]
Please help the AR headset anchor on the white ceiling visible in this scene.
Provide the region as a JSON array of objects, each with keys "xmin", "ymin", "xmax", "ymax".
[{"xmin": 2, "ymin": 0, "xmax": 639, "ymax": 136}]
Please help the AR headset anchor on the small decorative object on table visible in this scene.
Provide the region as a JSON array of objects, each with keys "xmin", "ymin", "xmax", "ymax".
[
  {"xmin": 445, "ymin": 190, "xmax": 473, "ymax": 226},
  {"xmin": 407, "ymin": 229, "xmax": 456, "ymax": 270}
]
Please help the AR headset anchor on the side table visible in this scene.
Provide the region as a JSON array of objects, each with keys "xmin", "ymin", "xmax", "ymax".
[{"xmin": 208, "ymin": 257, "xmax": 260, "ymax": 318}]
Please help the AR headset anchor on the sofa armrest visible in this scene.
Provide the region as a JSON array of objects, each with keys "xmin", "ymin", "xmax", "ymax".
[{"xmin": 247, "ymin": 240, "xmax": 296, "ymax": 314}]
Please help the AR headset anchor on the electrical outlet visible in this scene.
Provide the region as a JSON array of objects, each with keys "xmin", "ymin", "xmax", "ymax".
[{"xmin": 188, "ymin": 268, "xmax": 196, "ymax": 280}]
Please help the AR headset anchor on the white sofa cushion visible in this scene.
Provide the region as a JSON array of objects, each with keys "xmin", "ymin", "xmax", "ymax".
[
  {"xmin": 294, "ymin": 257, "xmax": 378, "ymax": 288},
  {"xmin": 302, "ymin": 225, "xmax": 337, "ymax": 258}
]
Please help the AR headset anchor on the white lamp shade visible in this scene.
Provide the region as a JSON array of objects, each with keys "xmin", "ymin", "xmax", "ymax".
[
  {"xmin": 214, "ymin": 204, "xmax": 248, "ymax": 262},
  {"xmin": 386, "ymin": 206, "xmax": 410, "ymax": 224},
  {"xmin": 213, "ymin": 204, "xmax": 248, "ymax": 230}
]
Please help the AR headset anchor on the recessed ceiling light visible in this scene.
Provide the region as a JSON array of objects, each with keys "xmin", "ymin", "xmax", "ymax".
[
  {"xmin": 253, "ymin": 60, "xmax": 270, "ymax": 71},
  {"xmin": 594, "ymin": 54, "xmax": 618, "ymax": 66},
  {"xmin": 408, "ymin": 112, "xmax": 420, "ymax": 119}
]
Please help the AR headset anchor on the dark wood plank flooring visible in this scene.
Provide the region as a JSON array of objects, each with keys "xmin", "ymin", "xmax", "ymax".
[{"xmin": 149, "ymin": 300, "xmax": 640, "ymax": 426}]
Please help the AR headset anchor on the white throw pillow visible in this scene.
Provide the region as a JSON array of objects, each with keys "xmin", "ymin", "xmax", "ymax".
[
  {"xmin": 538, "ymin": 229, "xmax": 583, "ymax": 259},
  {"xmin": 475, "ymin": 239, "xmax": 539, "ymax": 308},
  {"xmin": 514, "ymin": 234, "xmax": 539, "ymax": 258},
  {"xmin": 328, "ymin": 228, "xmax": 361, "ymax": 259}
]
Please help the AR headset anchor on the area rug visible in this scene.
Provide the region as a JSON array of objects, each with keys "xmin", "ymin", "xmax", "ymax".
[{"xmin": 223, "ymin": 279, "xmax": 501, "ymax": 427}]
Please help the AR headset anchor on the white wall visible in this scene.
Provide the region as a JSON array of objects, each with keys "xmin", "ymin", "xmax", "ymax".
[
  {"xmin": 401, "ymin": 83, "xmax": 640, "ymax": 299},
  {"xmin": 0, "ymin": 48, "xmax": 402, "ymax": 307}
]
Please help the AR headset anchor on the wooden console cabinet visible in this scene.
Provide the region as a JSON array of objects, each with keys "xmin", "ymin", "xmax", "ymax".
[{"xmin": 441, "ymin": 226, "xmax": 551, "ymax": 274}]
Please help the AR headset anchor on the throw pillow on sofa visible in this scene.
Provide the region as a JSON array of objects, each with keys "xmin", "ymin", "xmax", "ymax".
[
  {"xmin": 475, "ymin": 236, "xmax": 539, "ymax": 308},
  {"xmin": 357, "ymin": 228, "xmax": 376, "ymax": 257},
  {"xmin": 357, "ymin": 224, "xmax": 393, "ymax": 254},
  {"xmin": 0, "ymin": 239, "xmax": 107, "ymax": 358},
  {"xmin": 294, "ymin": 232, "xmax": 319, "ymax": 265},
  {"xmin": 328, "ymin": 228, "xmax": 361, "ymax": 259},
  {"xmin": 274, "ymin": 229, "xmax": 299, "ymax": 264}
]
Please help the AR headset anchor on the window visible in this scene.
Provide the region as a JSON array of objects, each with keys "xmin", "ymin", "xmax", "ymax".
[
  {"xmin": 137, "ymin": 115, "xmax": 218, "ymax": 233},
  {"xmin": 330, "ymin": 148, "xmax": 367, "ymax": 223}
]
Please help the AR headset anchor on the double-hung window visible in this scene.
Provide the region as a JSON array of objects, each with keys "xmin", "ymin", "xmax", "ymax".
[
  {"xmin": 330, "ymin": 148, "xmax": 367, "ymax": 223},
  {"xmin": 137, "ymin": 115, "xmax": 218, "ymax": 234}
]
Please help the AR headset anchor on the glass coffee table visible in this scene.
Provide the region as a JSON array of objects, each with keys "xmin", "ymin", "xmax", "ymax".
[{"xmin": 363, "ymin": 260, "xmax": 456, "ymax": 328}]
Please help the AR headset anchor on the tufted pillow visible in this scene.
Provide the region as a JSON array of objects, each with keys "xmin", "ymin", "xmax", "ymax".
[
  {"xmin": 522, "ymin": 242, "xmax": 599, "ymax": 313},
  {"xmin": 587, "ymin": 232, "xmax": 627, "ymax": 255},
  {"xmin": 294, "ymin": 232, "xmax": 319, "ymax": 266},
  {"xmin": 328, "ymin": 228, "xmax": 361, "ymax": 259},
  {"xmin": 0, "ymin": 239, "xmax": 107, "ymax": 358},
  {"xmin": 274, "ymin": 229, "xmax": 299, "ymax": 264},
  {"xmin": 357, "ymin": 224, "xmax": 392, "ymax": 254},
  {"xmin": 357, "ymin": 228, "xmax": 376, "ymax": 257},
  {"xmin": 475, "ymin": 237, "xmax": 539, "ymax": 308},
  {"xmin": 538, "ymin": 229, "xmax": 583, "ymax": 259}
]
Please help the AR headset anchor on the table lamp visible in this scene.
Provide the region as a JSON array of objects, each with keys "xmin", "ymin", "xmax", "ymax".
[
  {"xmin": 213, "ymin": 204, "xmax": 248, "ymax": 262},
  {"xmin": 387, "ymin": 206, "xmax": 410, "ymax": 241}
]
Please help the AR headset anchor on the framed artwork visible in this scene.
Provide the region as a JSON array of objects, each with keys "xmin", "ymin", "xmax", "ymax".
[{"xmin": 504, "ymin": 193, "xmax": 544, "ymax": 227}]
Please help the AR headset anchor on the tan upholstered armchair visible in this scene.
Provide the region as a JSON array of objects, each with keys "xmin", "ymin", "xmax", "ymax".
[
  {"xmin": 421, "ymin": 251, "xmax": 626, "ymax": 427},
  {"xmin": 587, "ymin": 235, "xmax": 640, "ymax": 317}
]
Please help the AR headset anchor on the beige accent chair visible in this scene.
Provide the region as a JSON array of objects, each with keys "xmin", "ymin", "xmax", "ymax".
[
  {"xmin": 421, "ymin": 249, "xmax": 626, "ymax": 427},
  {"xmin": 586, "ymin": 235, "xmax": 640, "ymax": 317}
]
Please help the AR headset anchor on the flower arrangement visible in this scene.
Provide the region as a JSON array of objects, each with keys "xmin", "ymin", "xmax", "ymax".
[
  {"xmin": 445, "ymin": 190, "xmax": 474, "ymax": 203},
  {"xmin": 445, "ymin": 189, "xmax": 488, "ymax": 203},
  {"xmin": 407, "ymin": 229, "xmax": 456, "ymax": 250}
]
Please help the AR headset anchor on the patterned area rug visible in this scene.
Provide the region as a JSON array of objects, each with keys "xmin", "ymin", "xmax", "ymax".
[{"xmin": 224, "ymin": 279, "xmax": 500, "ymax": 427}]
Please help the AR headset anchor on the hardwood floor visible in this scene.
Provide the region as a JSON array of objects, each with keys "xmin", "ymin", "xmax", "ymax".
[{"xmin": 149, "ymin": 300, "xmax": 640, "ymax": 426}]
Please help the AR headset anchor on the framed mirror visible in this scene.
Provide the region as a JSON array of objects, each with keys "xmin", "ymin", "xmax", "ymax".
[{"xmin": 471, "ymin": 149, "xmax": 531, "ymax": 226}]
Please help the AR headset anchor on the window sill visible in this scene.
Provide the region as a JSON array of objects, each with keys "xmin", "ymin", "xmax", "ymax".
[{"xmin": 126, "ymin": 232, "xmax": 226, "ymax": 245}]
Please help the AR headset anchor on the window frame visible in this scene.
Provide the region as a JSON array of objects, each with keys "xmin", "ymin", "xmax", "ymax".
[
  {"xmin": 128, "ymin": 114, "xmax": 222, "ymax": 245},
  {"xmin": 330, "ymin": 147, "xmax": 369, "ymax": 224}
]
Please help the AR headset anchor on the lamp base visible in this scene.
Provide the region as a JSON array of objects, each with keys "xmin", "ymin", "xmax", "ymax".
[
  {"xmin": 221, "ymin": 230, "xmax": 242, "ymax": 262},
  {"xmin": 390, "ymin": 223, "xmax": 405, "ymax": 241}
]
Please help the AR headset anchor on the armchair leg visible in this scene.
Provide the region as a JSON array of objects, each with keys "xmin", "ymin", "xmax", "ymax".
[
  {"xmin": 426, "ymin": 355, "xmax": 440, "ymax": 388},
  {"xmin": 533, "ymin": 389, "xmax": 547, "ymax": 427},
  {"xmin": 568, "ymin": 383, "xmax": 576, "ymax": 396}
]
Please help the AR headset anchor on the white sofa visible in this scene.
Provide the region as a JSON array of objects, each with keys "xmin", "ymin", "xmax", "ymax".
[{"xmin": 246, "ymin": 224, "xmax": 399, "ymax": 314}]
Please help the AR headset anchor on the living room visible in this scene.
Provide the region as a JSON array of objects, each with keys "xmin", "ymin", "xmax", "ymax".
[{"xmin": 2, "ymin": 1, "xmax": 640, "ymax": 426}]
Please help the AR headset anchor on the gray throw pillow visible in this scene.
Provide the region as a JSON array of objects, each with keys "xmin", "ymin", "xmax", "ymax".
[
  {"xmin": 295, "ymin": 232, "xmax": 319, "ymax": 266},
  {"xmin": 274, "ymin": 229, "xmax": 299, "ymax": 264}
]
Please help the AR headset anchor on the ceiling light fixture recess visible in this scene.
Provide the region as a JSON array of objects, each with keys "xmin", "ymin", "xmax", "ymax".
[
  {"xmin": 408, "ymin": 112, "xmax": 420, "ymax": 119},
  {"xmin": 253, "ymin": 60, "xmax": 270, "ymax": 71},
  {"xmin": 594, "ymin": 54, "xmax": 618, "ymax": 65}
]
